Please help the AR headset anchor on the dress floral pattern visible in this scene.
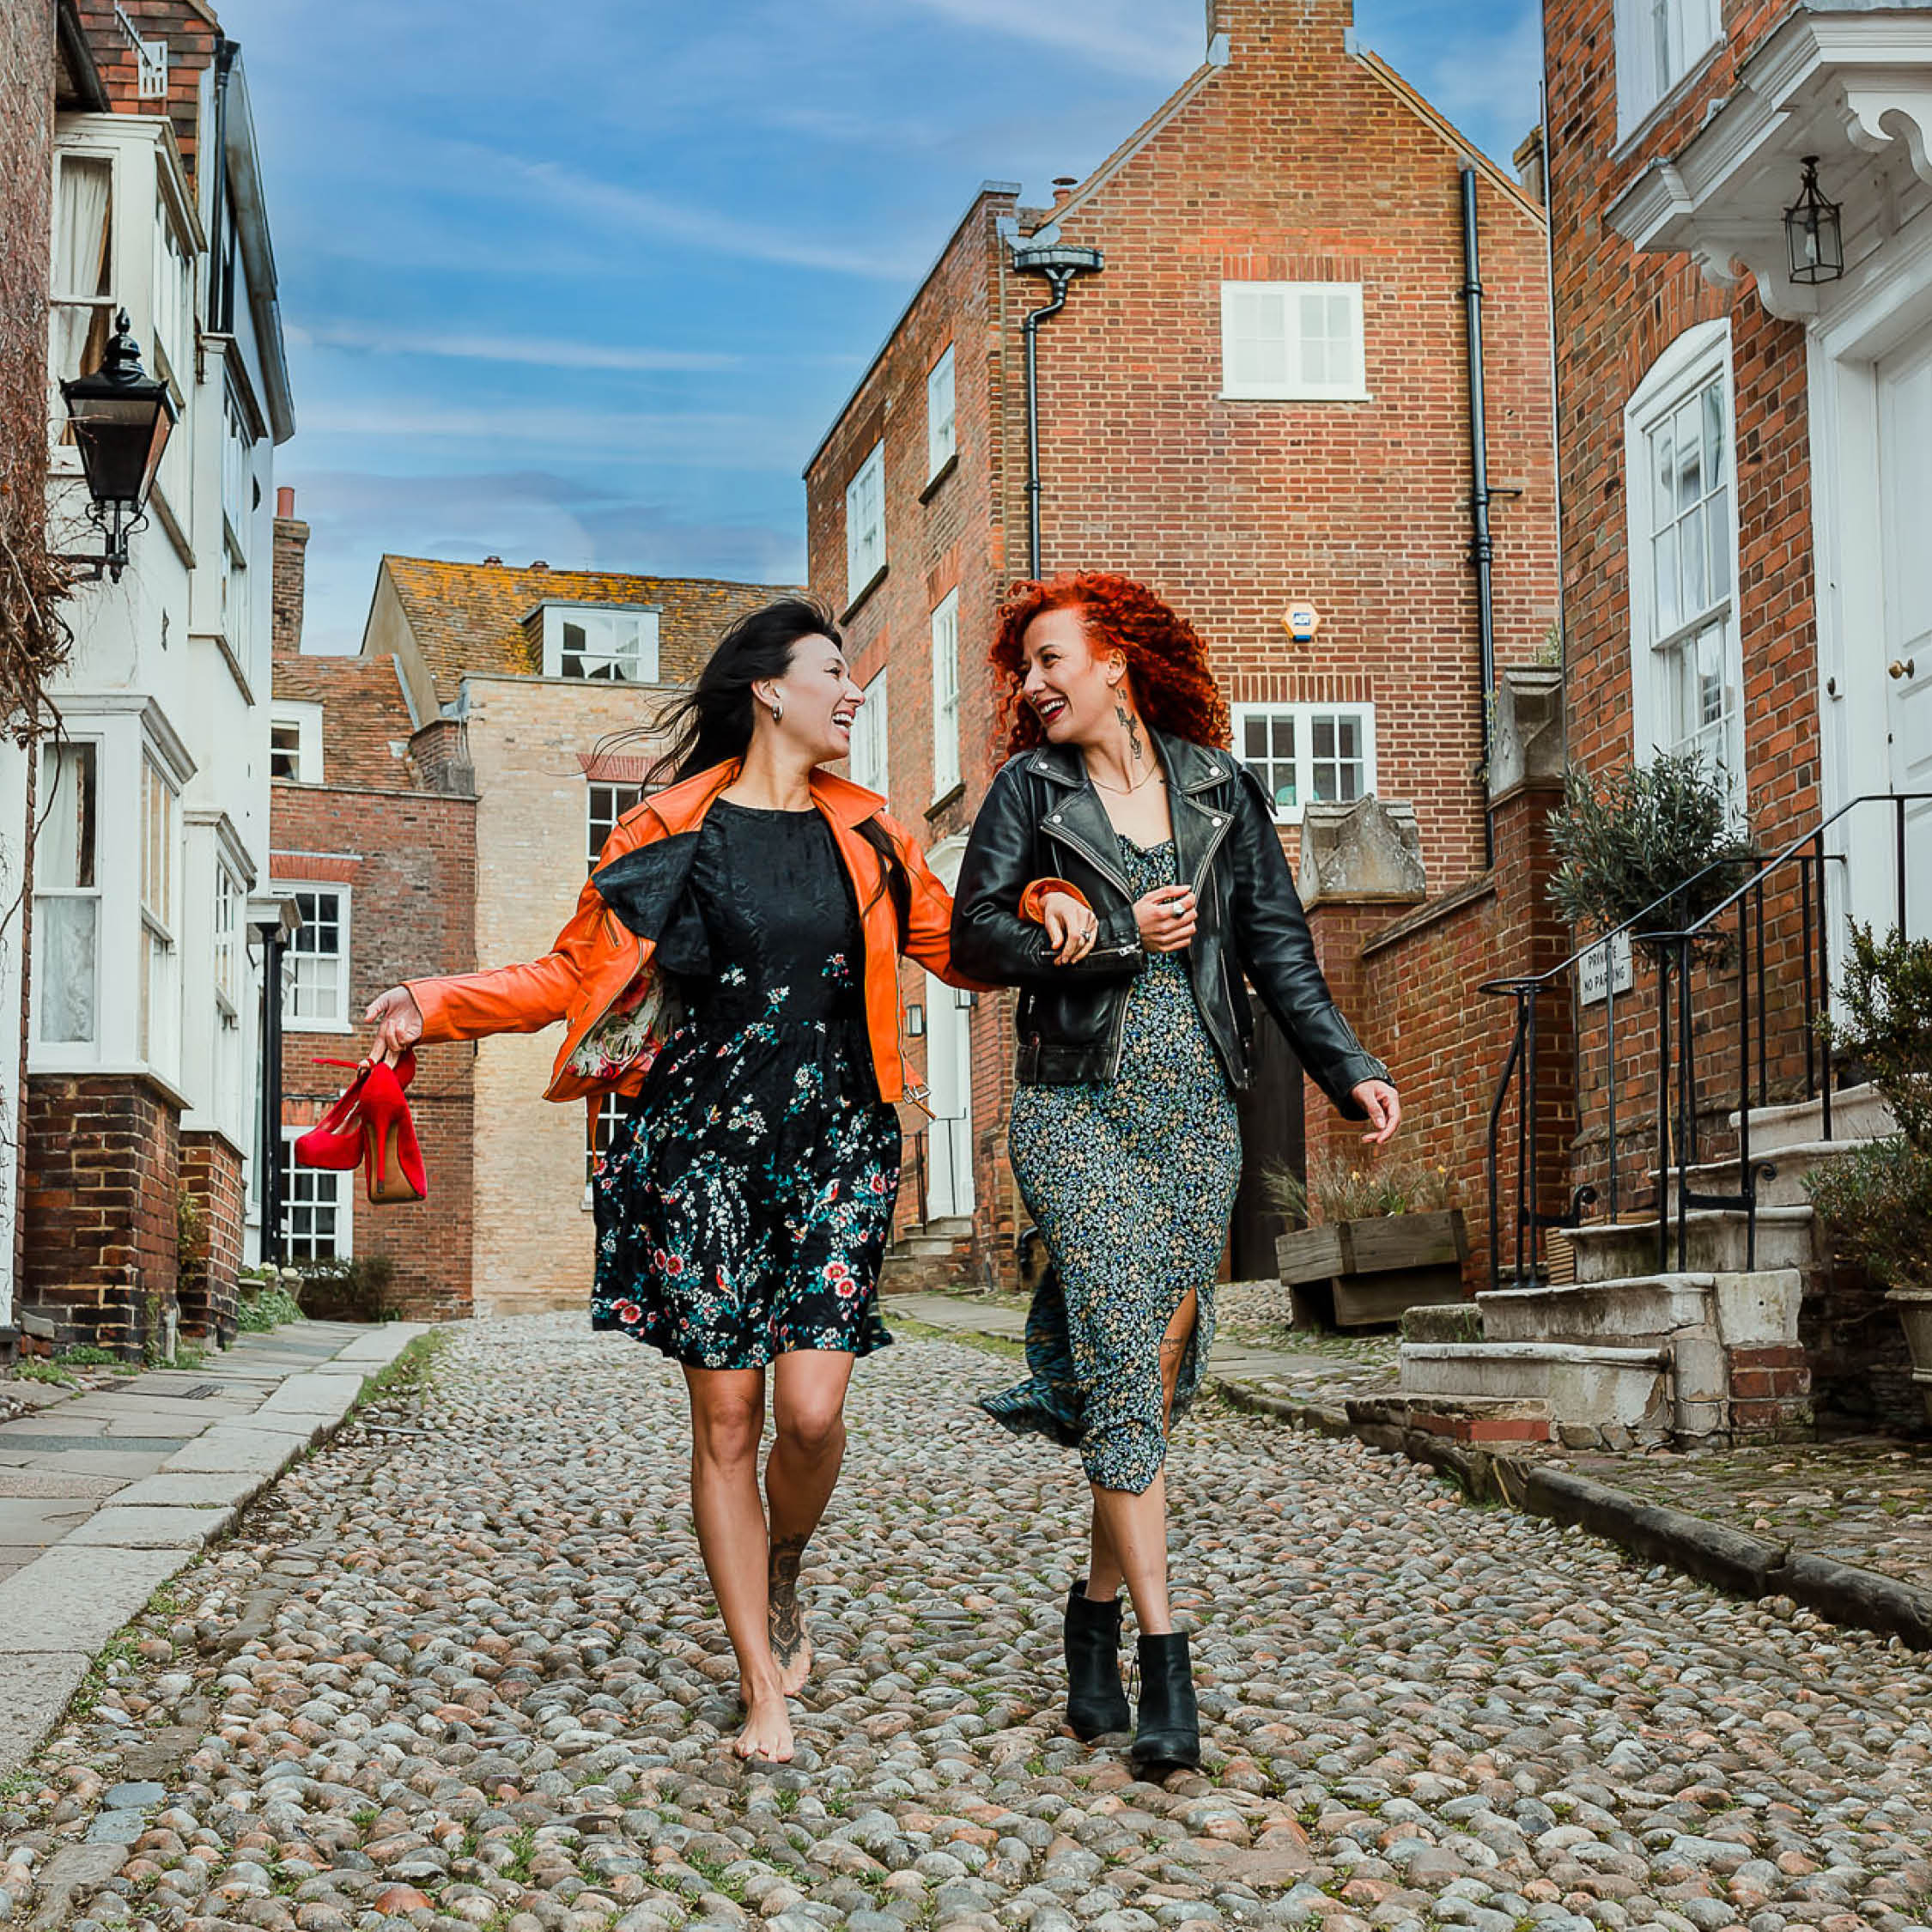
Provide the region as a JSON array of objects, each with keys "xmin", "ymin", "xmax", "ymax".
[
  {"xmin": 591, "ymin": 801, "xmax": 901, "ymax": 1368},
  {"xmin": 985, "ymin": 835, "xmax": 1241, "ymax": 1493}
]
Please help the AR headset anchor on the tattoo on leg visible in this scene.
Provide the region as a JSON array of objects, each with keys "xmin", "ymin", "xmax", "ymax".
[{"xmin": 767, "ymin": 1532, "xmax": 808, "ymax": 1664}]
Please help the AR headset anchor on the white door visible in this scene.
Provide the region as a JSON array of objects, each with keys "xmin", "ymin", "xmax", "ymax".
[
  {"xmin": 1877, "ymin": 331, "xmax": 1932, "ymax": 939},
  {"xmin": 924, "ymin": 971, "xmax": 975, "ymax": 1219}
]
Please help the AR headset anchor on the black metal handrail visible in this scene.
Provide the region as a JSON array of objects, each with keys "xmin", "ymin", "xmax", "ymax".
[
  {"xmin": 1482, "ymin": 851, "xmax": 1753, "ymax": 1291},
  {"xmin": 1639, "ymin": 790, "xmax": 1931, "ymax": 1276}
]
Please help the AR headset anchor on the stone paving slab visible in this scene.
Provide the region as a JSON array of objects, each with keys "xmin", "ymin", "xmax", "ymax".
[
  {"xmin": 0, "ymin": 1497, "xmax": 94, "ymax": 1546},
  {"xmin": 0, "ymin": 1653, "xmax": 90, "ymax": 1778},
  {"xmin": 0, "ymin": 1545, "xmax": 184, "ymax": 1655},
  {"xmin": 107, "ymin": 1470, "xmax": 273, "ymax": 1510},
  {"xmin": 158, "ymin": 1419, "xmax": 317, "ymax": 1474},
  {"xmin": 61, "ymin": 1504, "xmax": 239, "ymax": 1548},
  {"xmin": 0, "ymin": 1470, "xmax": 123, "ymax": 1500},
  {"xmin": 0, "ymin": 1449, "xmax": 173, "ymax": 1479}
]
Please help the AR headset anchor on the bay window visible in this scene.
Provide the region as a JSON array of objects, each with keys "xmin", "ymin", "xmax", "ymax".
[{"xmin": 33, "ymin": 741, "xmax": 100, "ymax": 1044}]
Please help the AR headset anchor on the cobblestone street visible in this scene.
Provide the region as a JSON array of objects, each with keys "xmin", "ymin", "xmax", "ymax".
[{"xmin": 7, "ymin": 1315, "xmax": 1932, "ymax": 1932}]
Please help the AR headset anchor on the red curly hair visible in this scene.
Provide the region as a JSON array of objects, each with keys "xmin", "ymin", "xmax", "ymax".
[{"xmin": 989, "ymin": 572, "xmax": 1231, "ymax": 758}]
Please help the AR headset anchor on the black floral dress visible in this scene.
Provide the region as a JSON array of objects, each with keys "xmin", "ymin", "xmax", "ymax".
[
  {"xmin": 590, "ymin": 801, "xmax": 902, "ymax": 1368},
  {"xmin": 984, "ymin": 836, "xmax": 1241, "ymax": 1494}
]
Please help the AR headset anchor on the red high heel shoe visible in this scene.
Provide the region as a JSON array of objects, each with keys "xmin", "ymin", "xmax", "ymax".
[{"xmin": 293, "ymin": 1053, "xmax": 427, "ymax": 1204}]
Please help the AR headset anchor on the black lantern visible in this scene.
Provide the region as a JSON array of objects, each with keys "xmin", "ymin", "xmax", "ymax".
[
  {"xmin": 58, "ymin": 309, "xmax": 177, "ymax": 580},
  {"xmin": 1783, "ymin": 155, "xmax": 1844, "ymax": 286}
]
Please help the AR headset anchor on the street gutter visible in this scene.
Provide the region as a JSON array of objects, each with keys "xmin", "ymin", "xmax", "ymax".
[{"xmin": 1213, "ymin": 1376, "xmax": 1932, "ymax": 1650}]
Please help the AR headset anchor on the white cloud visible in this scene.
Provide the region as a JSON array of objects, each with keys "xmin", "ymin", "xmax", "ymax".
[
  {"xmin": 290, "ymin": 322, "xmax": 740, "ymax": 373},
  {"xmin": 889, "ymin": 0, "xmax": 1200, "ymax": 78}
]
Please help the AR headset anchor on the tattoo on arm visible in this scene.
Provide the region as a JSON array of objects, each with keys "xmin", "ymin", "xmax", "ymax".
[{"xmin": 768, "ymin": 1532, "xmax": 808, "ymax": 1662}]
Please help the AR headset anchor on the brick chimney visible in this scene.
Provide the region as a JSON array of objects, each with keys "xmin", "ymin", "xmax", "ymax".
[{"xmin": 272, "ymin": 485, "xmax": 308, "ymax": 659}]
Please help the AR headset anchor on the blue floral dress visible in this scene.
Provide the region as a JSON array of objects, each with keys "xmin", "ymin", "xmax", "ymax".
[
  {"xmin": 591, "ymin": 801, "xmax": 901, "ymax": 1368},
  {"xmin": 984, "ymin": 835, "xmax": 1241, "ymax": 1493}
]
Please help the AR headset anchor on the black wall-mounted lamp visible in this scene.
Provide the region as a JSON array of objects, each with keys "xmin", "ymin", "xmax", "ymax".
[
  {"xmin": 1784, "ymin": 156, "xmax": 1844, "ymax": 286},
  {"xmin": 57, "ymin": 310, "xmax": 177, "ymax": 581}
]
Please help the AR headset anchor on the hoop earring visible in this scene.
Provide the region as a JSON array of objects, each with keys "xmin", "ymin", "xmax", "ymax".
[{"xmin": 768, "ymin": 698, "xmax": 783, "ymax": 724}]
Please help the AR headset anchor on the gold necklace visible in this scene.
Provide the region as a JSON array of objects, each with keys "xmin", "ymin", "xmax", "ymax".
[{"xmin": 1091, "ymin": 766, "xmax": 1164, "ymax": 795}]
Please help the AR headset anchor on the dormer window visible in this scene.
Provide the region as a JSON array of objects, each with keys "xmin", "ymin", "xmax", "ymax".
[{"xmin": 539, "ymin": 604, "xmax": 660, "ymax": 682}]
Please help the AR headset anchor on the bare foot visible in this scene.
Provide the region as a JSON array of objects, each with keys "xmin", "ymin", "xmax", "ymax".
[
  {"xmin": 768, "ymin": 1532, "xmax": 813, "ymax": 1697},
  {"xmin": 733, "ymin": 1689, "xmax": 794, "ymax": 1763}
]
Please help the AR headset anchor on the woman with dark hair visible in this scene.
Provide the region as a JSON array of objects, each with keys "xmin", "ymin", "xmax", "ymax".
[
  {"xmin": 363, "ymin": 597, "xmax": 975, "ymax": 1763},
  {"xmin": 951, "ymin": 573, "xmax": 1400, "ymax": 1775}
]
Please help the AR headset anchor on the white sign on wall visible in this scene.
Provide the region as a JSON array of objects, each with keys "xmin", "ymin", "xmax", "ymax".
[{"xmin": 1578, "ymin": 930, "xmax": 1635, "ymax": 1006}]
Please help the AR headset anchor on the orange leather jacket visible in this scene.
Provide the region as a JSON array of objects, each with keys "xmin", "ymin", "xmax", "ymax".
[{"xmin": 406, "ymin": 761, "xmax": 985, "ymax": 1110}]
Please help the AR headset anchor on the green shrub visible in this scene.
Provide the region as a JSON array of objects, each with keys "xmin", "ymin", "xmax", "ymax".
[
  {"xmin": 237, "ymin": 1285, "xmax": 305, "ymax": 1333},
  {"xmin": 1546, "ymin": 750, "xmax": 1753, "ymax": 954},
  {"xmin": 292, "ymin": 1254, "xmax": 398, "ymax": 1322},
  {"xmin": 1807, "ymin": 925, "xmax": 1932, "ymax": 1291}
]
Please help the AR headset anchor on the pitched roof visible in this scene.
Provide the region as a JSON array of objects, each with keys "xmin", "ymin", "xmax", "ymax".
[
  {"xmin": 376, "ymin": 556, "xmax": 801, "ymax": 707},
  {"xmin": 272, "ymin": 653, "xmax": 419, "ymax": 791}
]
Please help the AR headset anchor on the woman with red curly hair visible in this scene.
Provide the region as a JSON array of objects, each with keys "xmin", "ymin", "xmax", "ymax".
[{"xmin": 952, "ymin": 573, "xmax": 1399, "ymax": 1775}]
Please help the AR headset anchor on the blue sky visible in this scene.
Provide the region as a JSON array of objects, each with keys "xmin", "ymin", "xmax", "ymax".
[{"xmin": 217, "ymin": 0, "xmax": 1542, "ymax": 655}]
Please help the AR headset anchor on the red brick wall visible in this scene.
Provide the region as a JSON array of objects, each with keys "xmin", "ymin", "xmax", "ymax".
[
  {"xmin": 806, "ymin": 5, "xmax": 1560, "ymax": 1280},
  {"xmin": 272, "ymin": 780, "xmax": 477, "ymax": 1321},
  {"xmin": 272, "ymin": 513, "xmax": 309, "ymax": 660},
  {"xmin": 1305, "ymin": 777, "xmax": 1575, "ymax": 1291},
  {"xmin": 1546, "ymin": 0, "xmax": 1823, "ymax": 1189},
  {"xmin": 179, "ymin": 1130, "xmax": 244, "ymax": 1341},
  {"xmin": 76, "ymin": 3, "xmax": 216, "ymax": 180},
  {"xmin": 22, "ymin": 1074, "xmax": 179, "ymax": 1356}
]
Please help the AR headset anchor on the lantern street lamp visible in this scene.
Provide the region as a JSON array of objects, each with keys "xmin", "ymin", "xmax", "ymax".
[
  {"xmin": 1783, "ymin": 156, "xmax": 1844, "ymax": 287},
  {"xmin": 57, "ymin": 308, "xmax": 177, "ymax": 581}
]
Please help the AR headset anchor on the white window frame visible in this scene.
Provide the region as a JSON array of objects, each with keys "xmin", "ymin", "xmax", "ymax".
[
  {"xmin": 1219, "ymin": 282, "xmax": 1368, "ymax": 402},
  {"xmin": 283, "ymin": 1125, "xmax": 353, "ymax": 1261},
  {"xmin": 931, "ymin": 590, "xmax": 961, "ymax": 801},
  {"xmin": 283, "ymin": 886, "xmax": 352, "ymax": 1034},
  {"xmin": 1613, "ymin": 0, "xmax": 1722, "ymax": 141},
  {"xmin": 32, "ymin": 738, "xmax": 103, "ymax": 1047},
  {"xmin": 845, "ymin": 441, "xmax": 886, "ymax": 605},
  {"xmin": 848, "ymin": 671, "xmax": 890, "ymax": 797},
  {"xmin": 539, "ymin": 605, "xmax": 660, "ymax": 683},
  {"xmin": 269, "ymin": 702, "xmax": 324, "ymax": 784},
  {"xmin": 212, "ymin": 860, "xmax": 242, "ymax": 1025},
  {"xmin": 1232, "ymin": 702, "xmax": 1377, "ymax": 823},
  {"xmin": 585, "ymin": 1091, "xmax": 625, "ymax": 1208},
  {"xmin": 49, "ymin": 146, "xmax": 118, "ymax": 403},
  {"xmin": 587, "ymin": 781, "xmax": 644, "ymax": 871},
  {"xmin": 927, "ymin": 345, "xmax": 957, "ymax": 481},
  {"xmin": 138, "ymin": 750, "xmax": 179, "ymax": 1078},
  {"xmin": 1622, "ymin": 319, "xmax": 1744, "ymax": 801}
]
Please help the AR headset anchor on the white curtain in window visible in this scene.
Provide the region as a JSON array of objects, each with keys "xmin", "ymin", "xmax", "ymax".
[{"xmin": 52, "ymin": 155, "xmax": 112, "ymax": 384}]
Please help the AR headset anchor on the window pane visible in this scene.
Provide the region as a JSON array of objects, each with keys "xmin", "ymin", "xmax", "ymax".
[
  {"xmin": 1702, "ymin": 382, "xmax": 1724, "ymax": 489},
  {"xmin": 39, "ymin": 743, "xmax": 96, "ymax": 889},
  {"xmin": 1652, "ymin": 420, "xmax": 1675, "ymax": 537},
  {"xmin": 1680, "ymin": 501, "xmax": 1707, "ymax": 614},
  {"xmin": 1655, "ymin": 524, "xmax": 1680, "ymax": 633},
  {"xmin": 1271, "ymin": 716, "xmax": 1295, "ymax": 761},
  {"xmin": 1312, "ymin": 716, "xmax": 1335, "ymax": 759},
  {"xmin": 37, "ymin": 897, "xmax": 97, "ymax": 1042},
  {"xmin": 1706, "ymin": 490, "xmax": 1729, "ymax": 598},
  {"xmin": 1243, "ymin": 717, "xmax": 1267, "ymax": 757}
]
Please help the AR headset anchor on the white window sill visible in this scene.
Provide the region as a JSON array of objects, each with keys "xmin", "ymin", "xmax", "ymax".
[
  {"xmin": 1611, "ymin": 37, "xmax": 1723, "ymax": 162},
  {"xmin": 283, "ymin": 1018, "xmax": 355, "ymax": 1036},
  {"xmin": 1219, "ymin": 389, "xmax": 1371, "ymax": 404}
]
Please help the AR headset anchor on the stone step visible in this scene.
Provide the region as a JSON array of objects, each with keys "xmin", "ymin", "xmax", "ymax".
[
  {"xmin": 1570, "ymin": 1205, "xmax": 1815, "ymax": 1281},
  {"xmin": 1478, "ymin": 1273, "xmax": 1716, "ymax": 1344},
  {"xmin": 1659, "ymin": 1137, "xmax": 1875, "ymax": 1210},
  {"xmin": 923, "ymin": 1217, "xmax": 975, "ymax": 1237},
  {"xmin": 895, "ymin": 1234, "xmax": 969, "ymax": 1261},
  {"xmin": 1398, "ymin": 1340, "xmax": 1672, "ymax": 1443},
  {"xmin": 1349, "ymin": 1393, "xmax": 1553, "ymax": 1445},
  {"xmin": 1478, "ymin": 1268, "xmax": 1802, "ymax": 1352},
  {"xmin": 1733, "ymin": 1081, "xmax": 1894, "ymax": 1155}
]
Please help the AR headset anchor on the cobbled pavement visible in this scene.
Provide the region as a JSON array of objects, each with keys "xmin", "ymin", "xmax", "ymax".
[{"xmin": 6, "ymin": 1314, "xmax": 1932, "ymax": 1932}]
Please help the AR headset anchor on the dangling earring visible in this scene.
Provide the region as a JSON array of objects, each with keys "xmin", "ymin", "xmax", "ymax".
[{"xmin": 768, "ymin": 697, "xmax": 783, "ymax": 724}]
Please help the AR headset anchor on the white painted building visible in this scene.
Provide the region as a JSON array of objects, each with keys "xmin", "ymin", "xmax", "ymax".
[{"xmin": 2, "ymin": 15, "xmax": 295, "ymax": 1347}]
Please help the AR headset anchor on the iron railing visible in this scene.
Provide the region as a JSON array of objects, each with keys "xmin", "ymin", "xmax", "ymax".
[{"xmin": 1484, "ymin": 790, "xmax": 1929, "ymax": 1293}]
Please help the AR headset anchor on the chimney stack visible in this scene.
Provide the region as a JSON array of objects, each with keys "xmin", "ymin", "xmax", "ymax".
[{"xmin": 272, "ymin": 487, "xmax": 309, "ymax": 659}]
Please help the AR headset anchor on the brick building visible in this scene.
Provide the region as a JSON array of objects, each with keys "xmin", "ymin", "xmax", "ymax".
[
  {"xmin": 350, "ymin": 554, "xmax": 794, "ymax": 1315},
  {"xmin": 9, "ymin": 0, "xmax": 295, "ymax": 1356},
  {"xmin": 267, "ymin": 497, "xmax": 477, "ymax": 1321},
  {"xmin": 803, "ymin": 0, "xmax": 1560, "ymax": 1286}
]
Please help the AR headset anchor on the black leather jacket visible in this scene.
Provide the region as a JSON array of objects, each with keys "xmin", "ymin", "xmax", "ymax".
[{"xmin": 951, "ymin": 731, "xmax": 1391, "ymax": 1116}]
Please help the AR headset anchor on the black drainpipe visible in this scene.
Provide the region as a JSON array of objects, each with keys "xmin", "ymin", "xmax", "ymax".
[
  {"xmin": 255, "ymin": 917, "xmax": 287, "ymax": 1270},
  {"xmin": 210, "ymin": 39, "xmax": 237, "ymax": 331},
  {"xmin": 1013, "ymin": 241, "xmax": 1103, "ymax": 578},
  {"xmin": 1461, "ymin": 161, "xmax": 1498, "ymax": 870}
]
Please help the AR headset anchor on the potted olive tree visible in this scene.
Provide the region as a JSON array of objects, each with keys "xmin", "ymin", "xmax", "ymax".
[
  {"xmin": 1806, "ymin": 926, "xmax": 1932, "ymax": 1425},
  {"xmin": 1267, "ymin": 1157, "xmax": 1468, "ymax": 1329}
]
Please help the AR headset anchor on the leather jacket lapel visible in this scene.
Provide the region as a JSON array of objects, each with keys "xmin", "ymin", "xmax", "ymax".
[{"xmin": 1028, "ymin": 744, "xmax": 1135, "ymax": 897}]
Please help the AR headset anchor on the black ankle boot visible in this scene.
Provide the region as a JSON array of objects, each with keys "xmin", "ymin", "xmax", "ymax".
[
  {"xmin": 1130, "ymin": 1631, "xmax": 1200, "ymax": 1773},
  {"xmin": 1063, "ymin": 1583, "xmax": 1132, "ymax": 1741}
]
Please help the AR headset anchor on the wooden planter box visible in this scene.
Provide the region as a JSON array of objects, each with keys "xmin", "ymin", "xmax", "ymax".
[{"xmin": 1274, "ymin": 1208, "xmax": 1470, "ymax": 1330}]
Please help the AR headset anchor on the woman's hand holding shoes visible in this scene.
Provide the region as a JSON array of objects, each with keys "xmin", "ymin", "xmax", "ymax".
[{"xmin": 364, "ymin": 986, "xmax": 425, "ymax": 1065}]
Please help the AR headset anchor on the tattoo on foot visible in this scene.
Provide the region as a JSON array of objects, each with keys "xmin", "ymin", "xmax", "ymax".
[{"xmin": 768, "ymin": 1532, "xmax": 808, "ymax": 1665}]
